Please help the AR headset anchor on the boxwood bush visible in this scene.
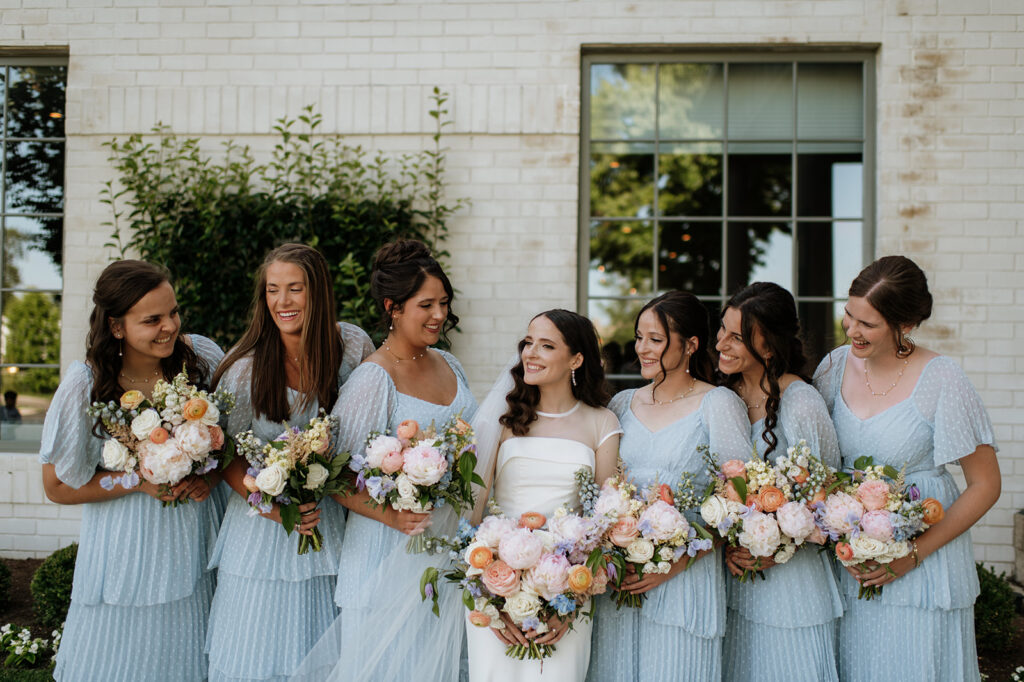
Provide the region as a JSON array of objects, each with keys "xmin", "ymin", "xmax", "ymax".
[{"xmin": 30, "ymin": 544, "xmax": 77, "ymax": 631}]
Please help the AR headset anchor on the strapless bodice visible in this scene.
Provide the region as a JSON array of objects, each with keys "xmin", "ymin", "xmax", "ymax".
[{"xmin": 492, "ymin": 437, "xmax": 595, "ymax": 519}]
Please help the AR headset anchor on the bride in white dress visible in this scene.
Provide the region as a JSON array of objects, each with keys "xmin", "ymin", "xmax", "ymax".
[{"xmin": 467, "ymin": 309, "xmax": 621, "ymax": 682}]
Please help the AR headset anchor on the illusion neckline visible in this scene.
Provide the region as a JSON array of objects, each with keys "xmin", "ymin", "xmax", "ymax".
[{"xmin": 537, "ymin": 401, "xmax": 581, "ymax": 419}]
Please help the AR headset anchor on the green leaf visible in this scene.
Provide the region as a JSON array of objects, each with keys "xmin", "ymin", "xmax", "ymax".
[
  {"xmin": 854, "ymin": 455, "xmax": 871, "ymax": 471},
  {"xmin": 280, "ymin": 504, "xmax": 300, "ymax": 536},
  {"xmin": 462, "ymin": 590, "xmax": 475, "ymax": 611},
  {"xmin": 882, "ymin": 465, "xmax": 900, "ymax": 480},
  {"xmin": 730, "ymin": 476, "xmax": 748, "ymax": 504},
  {"xmin": 419, "ymin": 567, "xmax": 438, "ymax": 601}
]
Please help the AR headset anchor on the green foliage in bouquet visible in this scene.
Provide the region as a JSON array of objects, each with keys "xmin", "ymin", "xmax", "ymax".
[
  {"xmin": 30, "ymin": 544, "xmax": 77, "ymax": 630},
  {"xmin": 975, "ymin": 562, "xmax": 1020, "ymax": 654},
  {"xmin": 102, "ymin": 89, "xmax": 467, "ymax": 349}
]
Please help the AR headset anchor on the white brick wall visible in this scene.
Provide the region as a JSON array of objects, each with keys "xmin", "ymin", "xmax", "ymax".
[
  {"xmin": 0, "ymin": 0, "xmax": 1020, "ymax": 576},
  {"xmin": 0, "ymin": 454, "xmax": 81, "ymax": 559}
]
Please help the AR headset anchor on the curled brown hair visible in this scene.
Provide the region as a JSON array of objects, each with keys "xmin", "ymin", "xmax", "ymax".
[
  {"xmin": 848, "ymin": 255, "xmax": 932, "ymax": 357},
  {"xmin": 370, "ymin": 239, "xmax": 458, "ymax": 343},
  {"xmin": 213, "ymin": 244, "xmax": 343, "ymax": 422},
  {"xmin": 500, "ymin": 309, "xmax": 610, "ymax": 437},
  {"xmin": 636, "ymin": 291, "xmax": 715, "ymax": 391}
]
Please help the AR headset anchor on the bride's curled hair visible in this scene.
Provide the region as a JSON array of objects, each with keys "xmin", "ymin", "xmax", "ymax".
[{"xmin": 500, "ymin": 309, "xmax": 609, "ymax": 436}]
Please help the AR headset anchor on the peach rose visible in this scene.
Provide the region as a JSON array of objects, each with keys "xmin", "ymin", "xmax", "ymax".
[
  {"xmin": 481, "ymin": 560, "xmax": 520, "ymax": 598},
  {"xmin": 921, "ymin": 498, "xmax": 944, "ymax": 525},
  {"xmin": 518, "ymin": 512, "xmax": 546, "ymax": 530},
  {"xmin": 759, "ymin": 486, "xmax": 786, "ymax": 513},
  {"xmin": 207, "ymin": 425, "xmax": 225, "ymax": 451},
  {"xmin": 835, "ymin": 542, "xmax": 854, "ymax": 562},
  {"xmin": 856, "ymin": 479, "xmax": 891, "ymax": 512},
  {"xmin": 468, "ymin": 545, "xmax": 494, "ymax": 570},
  {"xmin": 182, "ymin": 398, "xmax": 208, "ymax": 422},
  {"xmin": 567, "ymin": 565, "xmax": 594, "ymax": 594},
  {"xmin": 608, "ymin": 517, "xmax": 640, "ymax": 547},
  {"xmin": 658, "ymin": 484, "xmax": 674, "ymax": 506},
  {"xmin": 120, "ymin": 390, "xmax": 145, "ymax": 411},
  {"xmin": 396, "ymin": 419, "xmax": 419, "ymax": 442},
  {"xmin": 149, "ymin": 427, "xmax": 169, "ymax": 445},
  {"xmin": 721, "ymin": 459, "xmax": 747, "ymax": 481},
  {"xmin": 380, "ymin": 449, "xmax": 404, "ymax": 475},
  {"xmin": 791, "ymin": 466, "xmax": 809, "ymax": 484},
  {"xmin": 243, "ymin": 474, "xmax": 259, "ymax": 493},
  {"xmin": 468, "ymin": 610, "xmax": 492, "ymax": 628},
  {"xmin": 724, "ymin": 481, "xmax": 743, "ymax": 503}
]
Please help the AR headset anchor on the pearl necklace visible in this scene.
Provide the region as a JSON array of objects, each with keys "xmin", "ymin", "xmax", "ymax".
[
  {"xmin": 650, "ymin": 377, "xmax": 697, "ymax": 406},
  {"xmin": 863, "ymin": 357, "xmax": 910, "ymax": 397}
]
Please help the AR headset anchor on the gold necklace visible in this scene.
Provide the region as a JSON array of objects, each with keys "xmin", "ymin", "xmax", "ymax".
[
  {"xmin": 651, "ymin": 377, "xmax": 697, "ymax": 406},
  {"xmin": 739, "ymin": 382, "xmax": 767, "ymax": 410},
  {"xmin": 384, "ymin": 342, "xmax": 425, "ymax": 364},
  {"xmin": 863, "ymin": 357, "xmax": 909, "ymax": 397},
  {"xmin": 120, "ymin": 368, "xmax": 161, "ymax": 384}
]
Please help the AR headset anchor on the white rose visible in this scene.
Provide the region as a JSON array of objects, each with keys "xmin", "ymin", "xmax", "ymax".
[
  {"xmin": 877, "ymin": 540, "xmax": 910, "ymax": 563},
  {"xmin": 304, "ymin": 462, "xmax": 329, "ymax": 490},
  {"xmin": 200, "ymin": 401, "xmax": 220, "ymax": 426},
  {"xmin": 625, "ymin": 538, "xmax": 655, "ymax": 564},
  {"xmin": 395, "ymin": 473, "xmax": 417, "ymax": 502},
  {"xmin": 101, "ymin": 438, "xmax": 131, "ymax": 471},
  {"xmin": 255, "ymin": 463, "xmax": 289, "ymax": 497},
  {"xmin": 657, "ymin": 561, "xmax": 672, "ymax": 574},
  {"xmin": 849, "ymin": 535, "xmax": 889, "ymax": 563},
  {"xmin": 773, "ymin": 542, "xmax": 796, "ymax": 565},
  {"xmin": 737, "ymin": 511, "xmax": 781, "ymax": 558},
  {"xmin": 658, "ymin": 546, "xmax": 675, "ymax": 562},
  {"xmin": 700, "ymin": 495, "xmax": 729, "ymax": 529},
  {"xmin": 776, "ymin": 501, "xmax": 816, "ymax": 544},
  {"xmin": 130, "ymin": 409, "xmax": 162, "ymax": 440},
  {"xmin": 473, "ymin": 598, "xmax": 504, "ymax": 629},
  {"xmin": 365, "ymin": 435, "xmax": 402, "ymax": 469},
  {"xmin": 174, "ymin": 421, "xmax": 213, "ymax": 462},
  {"xmin": 137, "ymin": 439, "xmax": 191, "ymax": 485},
  {"xmin": 502, "ymin": 590, "xmax": 541, "ymax": 625}
]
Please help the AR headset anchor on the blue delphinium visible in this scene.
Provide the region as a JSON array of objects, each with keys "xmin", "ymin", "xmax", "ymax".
[{"xmin": 551, "ymin": 594, "xmax": 576, "ymax": 616}]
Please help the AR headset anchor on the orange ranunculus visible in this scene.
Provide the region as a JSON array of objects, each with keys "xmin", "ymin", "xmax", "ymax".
[
  {"xmin": 759, "ymin": 486, "xmax": 786, "ymax": 513},
  {"xmin": 149, "ymin": 427, "xmax": 169, "ymax": 444},
  {"xmin": 567, "ymin": 565, "xmax": 594, "ymax": 594},
  {"xmin": 806, "ymin": 488, "xmax": 827, "ymax": 508},
  {"xmin": 182, "ymin": 398, "xmax": 208, "ymax": 421},
  {"xmin": 658, "ymin": 484, "xmax": 674, "ymax": 506},
  {"xmin": 518, "ymin": 512, "xmax": 546, "ymax": 530},
  {"xmin": 835, "ymin": 542, "xmax": 854, "ymax": 562},
  {"xmin": 468, "ymin": 545, "xmax": 494, "ymax": 570},
  {"xmin": 792, "ymin": 466, "xmax": 809, "ymax": 484},
  {"xmin": 921, "ymin": 498, "xmax": 944, "ymax": 525},
  {"xmin": 120, "ymin": 390, "xmax": 145, "ymax": 410},
  {"xmin": 468, "ymin": 610, "xmax": 492, "ymax": 628},
  {"xmin": 396, "ymin": 420, "xmax": 420, "ymax": 441}
]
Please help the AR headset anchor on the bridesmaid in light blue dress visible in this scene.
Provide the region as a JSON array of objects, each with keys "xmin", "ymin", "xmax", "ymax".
[
  {"xmin": 589, "ymin": 292, "xmax": 751, "ymax": 682},
  {"xmin": 205, "ymin": 245, "xmax": 374, "ymax": 682},
  {"xmin": 40, "ymin": 260, "xmax": 224, "ymax": 681},
  {"xmin": 814, "ymin": 256, "xmax": 999, "ymax": 682},
  {"xmin": 715, "ymin": 283, "xmax": 842, "ymax": 682},
  {"xmin": 296, "ymin": 240, "xmax": 477, "ymax": 681}
]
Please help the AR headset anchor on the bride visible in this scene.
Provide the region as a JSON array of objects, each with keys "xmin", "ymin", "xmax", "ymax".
[{"xmin": 466, "ymin": 309, "xmax": 621, "ymax": 681}]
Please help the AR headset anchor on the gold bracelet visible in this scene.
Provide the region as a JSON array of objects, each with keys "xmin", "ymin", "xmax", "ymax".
[{"xmin": 910, "ymin": 540, "xmax": 921, "ymax": 568}]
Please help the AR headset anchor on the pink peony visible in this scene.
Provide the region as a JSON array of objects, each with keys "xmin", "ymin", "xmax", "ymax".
[
  {"xmin": 380, "ymin": 449, "xmax": 404, "ymax": 475},
  {"xmin": 476, "ymin": 516, "xmax": 518, "ymax": 548},
  {"xmin": 174, "ymin": 421, "xmax": 212, "ymax": 462},
  {"xmin": 721, "ymin": 459, "xmax": 747, "ymax": 480},
  {"xmin": 481, "ymin": 560, "xmax": 520, "ymax": 598},
  {"xmin": 859, "ymin": 509, "xmax": 894, "ymax": 542},
  {"xmin": 856, "ymin": 479, "xmax": 891, "ymax": 512},
  {"xmin": 365, "ymin": 435, "xmax": 402, "ymax": 469},
  {"xmin": 609, "ymin": 517, "xmax": 640, "ymax": 547},
  {"xmin": 401, "ymin": 444, "xmax": 447, "ymax": 486},
  {"xmin": 498, "ymin": 528, "xmax": 545, "ymax": 570},
  {"xmin": 820, "ymin": 491, "xmax": 865, "ymax": 536},
  {"xmin": 547, "ymin": 513, "xmax": 593, "ymax": 548},
  {"xmin": 737, "ymin": 511, "xmax": 782, "ymax": 558},
  {"xmin": 524, "ymin": 553, "xmax": 570, "ymax": 600},
  {"xmin": 638, "ymin": 500, "xmax": 688, "ymax": 542},
  {"xmin": 138, "ymin": 439, "xmax": 191, "ymax": 485},
  {"xmin": 776, "ymin": 501, "xmax": 816, "ymax": 542},
  {"xmin": 593, "ymin": 484, "xmax": 631, "ymax": 519}
]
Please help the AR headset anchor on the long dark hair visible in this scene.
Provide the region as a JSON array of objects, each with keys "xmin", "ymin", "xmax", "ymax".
[
  {"xmin": 370, "ymin": 239, "xmax": 458, "ymax": 343},
  {"xmin": 86, "ymin": 259, "xmax": 207, "ymax": 404},
  {"xmin": 719, "ymin": 282, "xmax": 809, "ymax": 456},
  {"xmin": 213, "ymin": 244, "xmax": 343, "ymax": 422},
  {"xmin": 636, "ymin": 291, "xmax": 715, "ymax": 391},
  {"xmin": 848, "ymin": 255, "xmax": 932, "ymax": 357},
  {"xmin": 500, "ymin": 309, "xmax": 610, "ymax": 437}
]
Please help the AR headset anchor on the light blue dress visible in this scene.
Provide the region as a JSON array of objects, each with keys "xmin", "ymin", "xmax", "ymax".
[
  {"xmin": 299, "ymin": 349, "xmax": 477, "ymax": 681},
  {"xmin": 722, "ymin": 381, "xmax": 843, "ymax": 682},
  {"xmin": 205, "ymin": 323, "xmax": 374, "ymax": 682},
  {"xmin": 588, "ymin": 387, "xmax": 751, "ymax": 682},
  {"xmin": 40, "ymin": 335, "xmax": 224, "ymax": 682},
  {"xmin": 815, "ymin": 346, "xmax": 994, "ymax": 682}
]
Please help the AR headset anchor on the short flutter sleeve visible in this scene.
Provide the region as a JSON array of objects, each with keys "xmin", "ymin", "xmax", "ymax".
[
  {"xmin": 39, "ymin": 362, "xmax": 99, "ymax": 489},
  {"xmin": 778, "ymin": 381, "xmax": 841, "ymax": 469},
  {"xmin": 332, "ymin": 361, "xmax": 398, "ymax": 455},
  {"xmin": 216, "ymin": 356, "xmax": 255, "ymax": 439},
  {"xmin": 812, "ymin": 347, "xmax": 848, "ymax": 413},
  {"xmin": 596, "ymin": 407, "xmax": 623, "ymax": 448},
  {"xmin": 338, "ymin": 322, "xmax": 376, "ymax": 384},
  {"xmin": 188, "ymin": 334, "xmax": 225, "ymax": 383},
  {"xmin": 913, "ymin": 357, "xmax": 997, "ymax": 467},
  {"xmin": 702, "ymin": 386, "xmax": 754, "ymax": 462}
]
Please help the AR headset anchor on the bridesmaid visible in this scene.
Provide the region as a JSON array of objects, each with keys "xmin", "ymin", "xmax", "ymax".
[
  {"xmin": 310, "ymin": 239, "xmax": 478, "ymax": 680},
  {"xmin": 205, "ymin": 244, "xmax": 374, "ymax": 682},
  {"xmin": 814, "ymin": 256, "xmax": 1000, "ymax": 682},
  {"xmin": 40, "ymin": 260, "xmax": 224, "ymax": 681},
  {"xmin": 588, "ymin": 291, "xmax": 751, "ymax": 682},
  {"xmin": 715, "ymin": 282, "xmax": 842, "ymax": 682}
]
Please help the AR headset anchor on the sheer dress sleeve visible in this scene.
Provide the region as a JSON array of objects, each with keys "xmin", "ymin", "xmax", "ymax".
[
  {"xmin": 702, "ymin": 386, "xmax": 755, "ymax": 462},
  {"xmin": 778, "ymin": 381, "xmax": 842, "ymax": 469},
  {"xmin": 38, "ymin": 362, "xmax": 99, "ymax": 489}
]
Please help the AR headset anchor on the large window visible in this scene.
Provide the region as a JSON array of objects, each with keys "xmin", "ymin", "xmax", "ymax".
[
  {"xmin": 581, "ymin": 52, "xmax": 874, "ymax": 388},
  {"xmin": 0, "ymin": 59, "xmax": 66, "ymax": 451}
]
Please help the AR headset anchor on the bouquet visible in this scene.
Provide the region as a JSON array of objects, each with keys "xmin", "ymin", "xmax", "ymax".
[
  {"xmin": 421, "ymin": 507, "xmax": 610, "ymax": 663},
  {"xmin": 235, "ymin": 411, "xmax": 347, "ymax": 554},
  {"xmin": 699, "ymin": 441, "xmax": 831, "ymax": 582},
  {"xmin": 584, "ymin": 470, "xmax": 712, "ymax": 608},
  {"xmin": 349, "ymin": 413, "xmax": 480, "ymax": 551},
  {"xmin": 88, "ymin": 370, "xmax": 235, "ymax": 506},
  {"xmin": 817, "ymin": 455, "xmax": 944, "ymax": 600}
]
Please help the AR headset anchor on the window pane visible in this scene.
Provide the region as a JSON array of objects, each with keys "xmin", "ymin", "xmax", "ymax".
[
  {"xmin": 6, "ymin": 66, "xmax": 66, "ymax": 139},
  {"xmin": 3, "ymin": 215, "xmax": 63, "ymax": 289},
  {"xmin": 727, "ymin": 143, "xmax": 791, "ymax": 217},
  {"xmin": 796, "ymin": 221, "xmax": 863, "ymax": 297},
  {"xmin": 797, "ymin": 147, "xmax": 862, "ymax": 218},
  {"xmin": 1, "ymin": 290, "xmax": 61, "ymax": 365},
  {"xmin": 658, "ymin": 63, "xmax": 724, "ymax": 139},
  {"xmin": 590, "ymin": 64, "xmax": 656, "ymax": 140},
  {"xmin": 657, "ymin": 143, "xmax": 723, "ymax": 217},
  {"xmin": 727, "ymin": 63, "xmax": 793, "ymax": 140},
  {"xmin": 797, "ymin": 63, "xmax": 862, "ymax": 140},
  {"xmin": 659, "ymin": 221, "xmax": 722, "ymax": 296},
  {"xmin": 726, "ymin": 221, "xmax": 792, "ymax": 293},
  {"xmin": 589, "ymin": 221, "xmax": 654, "ymax": 296},
  {"xmin": 590, "ymin": 142, "xmax": 655, "ymax": 218},
  {"xmin": 588, "ymin": 297, "xmax": 647, "ymax": 371},
  {"xmin": 798, "ymin": 301, "xmax": 846, "ymax": 372},
  {"xmin": 0, "ymin": 67, "xmax": 5, "ymax": 136},
  {"xmin": 4, "ymin": 140, "xmax": 65, "ymax": 213}
]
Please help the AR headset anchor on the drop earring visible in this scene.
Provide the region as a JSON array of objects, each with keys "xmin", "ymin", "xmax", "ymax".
[{"xmin": 571, "ymin": 368, "xmax": 577, "ymax": 387}]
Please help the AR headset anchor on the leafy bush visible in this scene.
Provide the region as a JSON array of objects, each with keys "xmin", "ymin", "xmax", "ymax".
[
  {"xmin": 0, "ymin": 561, "xmax": 9, "ymax": 612},
  {"xmin": 975, "ymin": 562, "xmax": 1019, "ymax": 654},
  {"xmin": 102, "ymin": 89, "xmax": 466, "ymax": 349},
  {"xmin": 30, "ymin": 544, "xmax": 77, "ymax": 631}
]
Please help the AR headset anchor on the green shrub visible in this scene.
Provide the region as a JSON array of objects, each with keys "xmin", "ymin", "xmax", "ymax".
[
  {"xmin": 30, "ymin": 544, "xmax": 77, "ymax": 631},
  {"xmin": 0, "ymin": 561, "xmax": 9, "ymax": 612},
  {"xmin": 975, "ymin": 561, "xmax": 1019, "ymax": 654}
]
